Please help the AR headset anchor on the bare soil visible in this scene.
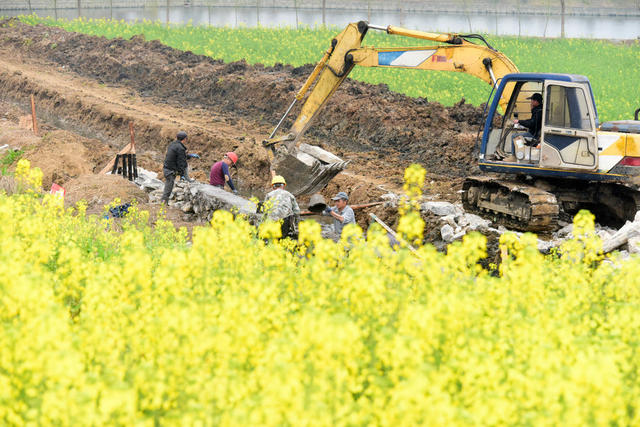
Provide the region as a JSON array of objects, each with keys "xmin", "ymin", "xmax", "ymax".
[{"xmin": 0, "ymin": 19, "xmax": 486, "ymax": 236}]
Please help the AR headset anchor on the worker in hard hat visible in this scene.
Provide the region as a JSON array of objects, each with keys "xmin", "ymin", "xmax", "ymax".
[
  {"xmin": 209, "ymin": 151, "xmax": 238, "ymax": 194},
  {"xmin": 264, "ymin": 175, "xmax": 301, "ymax": 239},
  {"xmin": 161, "ymin": 130, "xmax": 190, "ymax": 204}
]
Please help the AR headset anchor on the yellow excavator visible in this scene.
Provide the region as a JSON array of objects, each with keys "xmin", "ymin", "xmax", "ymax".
[
  {"xmin": 265, "ymin": 21, "xmax": 640, "ymax": 232},
  {"xmin": 263, "ymin": 20, "xmax": 518, "ymax": 196}
]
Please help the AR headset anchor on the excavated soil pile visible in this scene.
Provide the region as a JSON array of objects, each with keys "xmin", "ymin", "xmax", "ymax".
[
  {"xmin": 64, "ymin": 173, "xmax": 147, "ymax": 212},
  {"xmin": 0, "ymin": 19, "xmax": 484, "ymax": 185},
  {"xmin": 0, "ymin": 107, "xmax": 194, "ymax": 230},
  {"xmin": 0, "ymin": 110, "xmax": 145, "ymax": 210},
  {"xmin": 23, "ymin": 129, "xmax": 113, "ymax": 189}
]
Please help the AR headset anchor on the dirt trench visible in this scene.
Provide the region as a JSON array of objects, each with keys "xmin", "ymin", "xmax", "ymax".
[{"xmin": 0, "ymin": 19, "xmax": 486, "ymax": 234}]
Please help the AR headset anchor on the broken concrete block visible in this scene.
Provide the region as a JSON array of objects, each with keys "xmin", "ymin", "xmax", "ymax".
[
  {"xmin": 421, "ymin": 201, "xmax": 458, "ymax": 217},
  {"xmin": 462, "ymin": 214, "xmax": 491, "ymax": 232},
  {"xmin": 380, "ymin": 192, "xmax": 400, "ymax": 208},
  {"xmin": 148, "ymin": 189, "xmax": 163, "ymax": 203},
  {"xmin": 628, "ymin": 236, "xmax": 640, "ymax": 254},
  {"xmin": 181, "ymin": 202, "xmax": 193, "ymax": 213},
  {"xmin": 186, "ymin": 183, "xmax": 258, "ymax": 222},
  {"xmin": 555, "ymin": 224, "xmax": 573, "ymax": 239},
  {"xmin": 602, "ymin": 219, "xmax": 640, "ymax": 253},
  {"xmin": 441, "ymin": 214, "xmax": 457, "ymax": 228},
  {"xmin": 440, "ymin": 224, "xmax": 454, "ymax": 243},
  {"xmin": 134, "ymin": 167, "xmax": 164, "ymax": 193},
  {"xmin": 137, "ymin": 168, "xmax": 158, "ymax": 180}
]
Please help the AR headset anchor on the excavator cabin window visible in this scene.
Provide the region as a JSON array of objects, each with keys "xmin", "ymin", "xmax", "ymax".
[
  {"xmin": 509, "ymin": 81, "xmax": 543, "ymax": 123},
  {"xmin": 538, "ymin": 82, "xmax": 596, "ymax": 169},
  {"xmin": 544, "ymin": 85, "xmax": 592, "ymax": 130},
  {"xmin": 487, "ymin": 81, "xmax": 543, "ymax": 161}
]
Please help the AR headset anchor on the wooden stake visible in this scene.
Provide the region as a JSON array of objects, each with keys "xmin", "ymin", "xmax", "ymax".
[
  {"xmin": 129, "ymin": 121, "xmax": 136, "ymax": 153},
  {"xmin": 30, "ymin": 94, "xmax": 38, "ymax": 136},
  {"xmin": 369, "ymin": 213, "xmax": 417, "ymax": 253}
]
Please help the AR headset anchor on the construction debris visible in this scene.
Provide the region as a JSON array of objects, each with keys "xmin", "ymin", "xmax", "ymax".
[
  {"xmin": 134, "ymin": 168, "xmax": 164, "ymax": 193},
  {"xmin": 602, "ymin": 211, "xmax": 640, "ymax": 253},
  {"xmin": 187, "ymin": 183, "xmax": 257, "ymax": 221},
  {"xmin": 146, "ymin": 175, "xmax": 258, "ymax": 222}
]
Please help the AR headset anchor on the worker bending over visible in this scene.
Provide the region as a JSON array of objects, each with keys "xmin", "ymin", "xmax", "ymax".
[
  {"xmin": 264, "ymin": 175, "xmax": 301, "ymax": 239},
  {"xmin": 209, "ymin": 152, "xmax": 238, "ymax": 194}
]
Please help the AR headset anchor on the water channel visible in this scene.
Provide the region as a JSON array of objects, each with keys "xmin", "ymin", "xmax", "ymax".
[{"xmin": 2, "ymin": 5, "xmax": 639, "ymax": 39}]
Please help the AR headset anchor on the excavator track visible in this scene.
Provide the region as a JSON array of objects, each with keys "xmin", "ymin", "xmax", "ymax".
[
  {"xmin": 462, "ymin": 176, "xmax": 559, "ymax": 233},
  {"xmin": 598, "ymin": 182, "xmax": 640, "ymax": 225},
  {"xmin": 554, "ymin": 181, "xmax": 640, "ymax": 228}
]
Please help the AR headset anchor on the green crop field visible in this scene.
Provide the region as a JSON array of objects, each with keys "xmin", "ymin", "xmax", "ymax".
[{"xmin": 17, "ymin": 15, "xmax": 640, "ymax": 121}]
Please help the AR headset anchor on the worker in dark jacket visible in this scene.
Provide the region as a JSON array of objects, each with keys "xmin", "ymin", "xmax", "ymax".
[
  {"xmin": 161, "ymin": 130, "xmax": 189, "ymax": 203},
  {"xmin": 515, "ymin": 93, "xmax": 543, "ymax": 141}
]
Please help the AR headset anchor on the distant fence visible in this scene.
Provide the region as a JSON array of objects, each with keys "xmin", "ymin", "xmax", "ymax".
[{"xmin": 3, "ymin": 0, "xmax": 640, "ymax": 17}]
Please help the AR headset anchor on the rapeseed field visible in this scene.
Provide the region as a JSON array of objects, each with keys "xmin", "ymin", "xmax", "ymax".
[{"xmin": 2, "ymin": 160, "xmax": 640, "ymax": 424}]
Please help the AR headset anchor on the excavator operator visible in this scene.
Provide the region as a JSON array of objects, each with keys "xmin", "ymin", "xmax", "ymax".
[{"xmin": 514, "ymin": 93, "xmax": 543, "ymax": 144}]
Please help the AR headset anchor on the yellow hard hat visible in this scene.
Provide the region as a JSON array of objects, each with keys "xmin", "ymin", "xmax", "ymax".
[{"xmin": 271, "ymin": 175, "xmax": 286, "ymax": 186}]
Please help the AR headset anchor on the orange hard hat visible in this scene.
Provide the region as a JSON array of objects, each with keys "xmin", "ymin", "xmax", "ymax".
[{"xmin": 225, "ymin": 151, "xmax": 238, "ymax": 164}]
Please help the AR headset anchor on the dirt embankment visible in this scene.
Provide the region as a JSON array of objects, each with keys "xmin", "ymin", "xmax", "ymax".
[
  {"xmin": 0, "ymin": 20, "xmax": 483, "ymax": 174},
  {"xmin": 0, "ymin": 18, "xmax": 486, "ymax": 233}
]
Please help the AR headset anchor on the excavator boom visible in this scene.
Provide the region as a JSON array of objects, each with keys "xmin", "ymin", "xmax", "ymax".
[{"xmin": 265, "ymin": 21, "xmax": 519, "ymax": 196}]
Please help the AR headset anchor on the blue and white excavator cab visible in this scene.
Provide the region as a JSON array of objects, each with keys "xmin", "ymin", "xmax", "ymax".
[{"xmin": 464, "ymin": 73, "xmax": 640, "ymax": 232}]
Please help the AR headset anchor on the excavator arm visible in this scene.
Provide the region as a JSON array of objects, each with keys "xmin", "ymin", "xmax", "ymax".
[{"xmin": 265, "ymin": 21, "xmax": 519, "ymax": 196}]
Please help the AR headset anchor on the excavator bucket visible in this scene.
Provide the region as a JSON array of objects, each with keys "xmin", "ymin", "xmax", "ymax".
[
  {"xmin": 272, "ymin": 143, "xmax": 349, "ymax": 196},
  {"xmin": 262, "ymin": 22, "xmax": 367, "ymax": 196}
]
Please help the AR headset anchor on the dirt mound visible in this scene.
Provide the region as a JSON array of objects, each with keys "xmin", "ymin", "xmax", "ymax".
[
  {"xmin": 0, "ymin": 19, "xmax": 484, "ymax": 182},
  {"xmin": 0, "ymin": 128, "xmax": 41, "ymax": 149},
  {"xmin": 20, "ymin": 129, "xmax": 112, "ymax": 189},
  {"xmin": 63, "ymin": 173, "xmax": 148, "ymax": 214}
]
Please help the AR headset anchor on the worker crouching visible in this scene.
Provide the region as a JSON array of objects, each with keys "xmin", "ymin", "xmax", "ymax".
[
  {"xmin": 209, "ymin": 152, "xmax": 239, "ymax": 194},
  {"xmin": 263, "ymin": 175, "xmax": 300, "ymax": 239}
]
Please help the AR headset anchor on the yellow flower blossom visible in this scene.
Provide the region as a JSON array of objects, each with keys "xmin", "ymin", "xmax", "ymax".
[{"xmin": 1, "ymin": 167, "xmax": 640, "ymax": 425}]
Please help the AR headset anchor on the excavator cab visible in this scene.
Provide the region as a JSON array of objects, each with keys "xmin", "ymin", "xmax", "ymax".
[
  {"xmin": 467, "ymin": 73, "xmax": 640, "ymax": 232},
  {"xmin": 485, "ymin": 80, "xmax": 544, "ymax": 163},
  {"xmin": 481, "ymin": 73, "xmax": 599, "ymax": 174},
  {"xmin": 539, "ymin": 80, "xmax": 598, "ymax": 171}
]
